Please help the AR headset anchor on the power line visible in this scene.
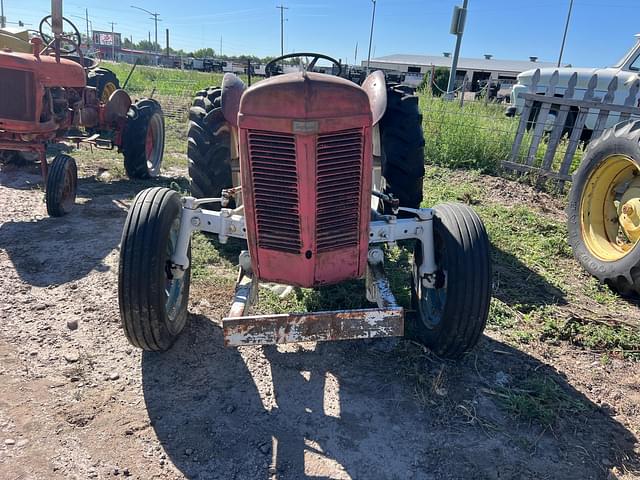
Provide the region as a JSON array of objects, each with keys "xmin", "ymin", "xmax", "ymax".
[
  {"xmin": 276, "ymin": 4, "xmax": 289, "ymax": 57},
  {"xmin": 131, "ymin": 5, "xmax": 161, "ymax": 64}
]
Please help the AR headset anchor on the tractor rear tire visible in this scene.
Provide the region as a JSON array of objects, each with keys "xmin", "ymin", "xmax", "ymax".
[
  {"xmin": 187, "ymin": 87, "xmax": 233, "ymax": 201},
  {"xmin": 87, "ymin": 67, "xmax": 120, "ymax": 103},
  {"xmin": 567, "ymin": 120, "xmax": 640, "ymax": 297},
  {"xmin": 118, "ymin": 187, "xmax": 191, "ymax": 351},
  {"xmin": 46, "ymin": 154, "xmax": 77, "ymax": 217},
  {"xmin": 408, "ymin": 203, "xmax": 491, "ymax": 358},
  {"xmin": 379, "ymin": 86, "xmax": 425, "ymax": 210},
  {"xmin": 121, "ymin": 99, "xmax": 165, "ymax": 179}
]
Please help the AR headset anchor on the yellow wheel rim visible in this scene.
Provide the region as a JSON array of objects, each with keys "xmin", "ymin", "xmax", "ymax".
[
  {"xmin": 580, "ymin": 154, "xmax": 640, "ymax": 261},
  {"xmin": 101, "ymin": 82, "xmax": 117, "ymax": 103}
]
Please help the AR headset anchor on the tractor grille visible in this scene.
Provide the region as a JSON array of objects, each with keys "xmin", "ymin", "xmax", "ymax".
[
  {"xmin": 0, "ymin": 68, "xmax": 35, "ymax": 122},
  {"xmin": 248, "ymin": 130, "xmax": 302, "ymax": 254},
  {"xmin": 316, "ymin": 129, "xmax": 364, "ymax": 253}
]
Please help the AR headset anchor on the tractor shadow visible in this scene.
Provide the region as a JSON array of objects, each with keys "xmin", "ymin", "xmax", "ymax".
[
  {"xmin": 0, "ymin": 169, "xmax": 190, "ymax": 287},
  {"xmin": 141, "ymin": 315, "xmax": 638, "ymax": 480},
  {"xmin": 492, "ymin": 246, "xmax": 567, "ymax": 312}
]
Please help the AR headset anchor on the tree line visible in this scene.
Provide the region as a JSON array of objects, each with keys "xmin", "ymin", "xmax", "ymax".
[{"xmin": 120, "ymin": 38, "xmax": 282, "ymax": 64}]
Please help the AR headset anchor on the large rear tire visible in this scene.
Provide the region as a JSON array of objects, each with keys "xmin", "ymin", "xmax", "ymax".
[
  {"xmin": 46, "ymin": 154, "xmax": 77, "ymax": 217},
  {"xmin": 118, "ymin": 187, "xmax": 191, "ymax": 351},
  {"xmin": 379, "ymin": 85, "xmax": 425, "ymax": 209},
  {"xmin": 121, "ymin": 99, "xmax": 165, "ymax": 179},
  {"xmin": 187, "ymin": 87, "xmax": 233, "ymax": 201},
  {"xmin": 408, "ymin": 203, "xmax": 491, "ymax": 358},
  {"xmin": 568, "ymin": 120, "xmax": 640, "ymax": 297}
]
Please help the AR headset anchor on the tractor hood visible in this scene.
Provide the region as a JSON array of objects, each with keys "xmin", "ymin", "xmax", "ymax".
[
  {"xmin": 517, "ymin": 66, "xmax": 640, "ymax": 91},
  {"xmin": 0, "ymin": 49, "xmax": 86, "ymax": 88},
  {"xmin": 238, "ymin": 71, "xmax": 372, "ymax": 127}
]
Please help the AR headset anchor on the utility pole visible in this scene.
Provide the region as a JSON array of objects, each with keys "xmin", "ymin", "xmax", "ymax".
[
  {"xmin": 85, "ymin": 9, "xmax": 90, "ymax": 47},
  {"xmin": 366, "ymin": 0, "xmax": 377, "ymax": 74},
  {"xmin": 557, "ymin": 0, "xmax": 574, "ymax": 67},
  {"xmin": 131, "ymin": 5, "xmax": 161, "ymax": 65},
  {"xmin": 276, "ymin": 4, "xmax": 288, "ymax": 57},
  {"xmin": 109, "ymin": 21, "xmax": 117, "ymax": 61},
  {"xmin": 1, "ymin": 0, "xmax": 6, "ymax": 29},
  {"xmin": 166, "ymin": 28, "xmax": 169, "ymax": 57},
  {"xmin": 354, "ymin": 42, "xmax": 358, "ymax": 66},
  {"xmin": 445, "ymin": 0, "xmax": 468, "ymax": 100}
]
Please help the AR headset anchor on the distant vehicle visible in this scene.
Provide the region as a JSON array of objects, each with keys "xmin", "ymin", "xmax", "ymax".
[
  {"xmin": 506, "ymin": 34, "xmax": 640, "ymax": 134},
  {"xmin": 402, "ymin": 72, "xmax": 424, "ymax": 89},
  {"xmin": 222, "ymin": 61, "xmax": 245, "ymax": 74}
]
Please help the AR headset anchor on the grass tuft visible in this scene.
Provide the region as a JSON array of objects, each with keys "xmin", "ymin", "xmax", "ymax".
[
  {"xmin": 495, "ymin": 375, "xmax": 587, "ymax": 428},
  {"xmin": 541, "ymin": 317, "xmax": 640, "ymax": 358}
]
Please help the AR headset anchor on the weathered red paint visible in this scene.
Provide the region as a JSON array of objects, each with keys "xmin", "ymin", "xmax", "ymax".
[
  {"xmin": 223, "ymin": 307, "xmax": 404, "ymax": 346},
  {"xmin": 0, "ymin": 49, "xmax": 85, "ymax": 134},
  {"xmin": 238, "ymin": 72, "xmax": 373, "ymax": 288},
  {"xmin": 0, "ymin": 44, "xmax": 127, "ymax": 182}
]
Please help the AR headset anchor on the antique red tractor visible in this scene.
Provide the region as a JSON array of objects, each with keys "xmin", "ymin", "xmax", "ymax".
[
  {"xmin": 0, "ymin": 2, "xmax": 164, "ymax": 216},
  {"xmin": 118, "ymin": 53, "xmax": 492, "ymax": 358}
]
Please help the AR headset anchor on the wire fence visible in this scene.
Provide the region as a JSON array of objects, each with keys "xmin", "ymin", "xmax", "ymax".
[
  {"xmin": 419, "ymin": 92, "xmax": 595, "ymax": 192},
  {"xmin": 420, "ymin": 93, "xmax": 519, "ymax": 173}
]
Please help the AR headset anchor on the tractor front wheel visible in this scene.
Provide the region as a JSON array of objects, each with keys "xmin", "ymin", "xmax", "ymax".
[
  {"xmin": 568, "ymin": 120, "xmax": 640, "ymax": 296},
  {"xmin": 46, "ymin": 154, "xmax": 77, "ymax": 217},
  {"xmin": 118, "ymin": 187, "xmax": 191, "ymax": 351},
  {"xmin": 408, "ymin": 203, "xmax": 491, "ymax": 358},
  {"xmin": 121, "ymin": 99, "xmax": 165, "ymax": 179}
]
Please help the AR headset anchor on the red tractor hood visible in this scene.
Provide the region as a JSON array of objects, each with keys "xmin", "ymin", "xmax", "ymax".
[
  {"xmin": 238, "ymin": 71, "xmax": 371, "ymax": 124},
  {"xmin": 0, "ymin": 50, "xmax": 86, "ymax": 88},
  {"xmin": 236, "ymin": 71, "xmax": 374, "ymax": 288}
]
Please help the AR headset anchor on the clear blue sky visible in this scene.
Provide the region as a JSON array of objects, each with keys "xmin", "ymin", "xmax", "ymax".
[{"xmin": 3, "ymin": 0, "xmax": 639, "ymax": 67}]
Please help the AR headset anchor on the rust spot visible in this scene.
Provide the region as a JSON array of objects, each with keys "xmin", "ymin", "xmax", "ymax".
[{"xmin": 223, "ymin": 307, "xmax": 404, "ymax": 347}]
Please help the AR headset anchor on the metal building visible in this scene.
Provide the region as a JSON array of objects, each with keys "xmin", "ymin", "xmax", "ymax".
[{"xmin": 364, "ymin": 53, "xmax": 556, "ymax": 92}]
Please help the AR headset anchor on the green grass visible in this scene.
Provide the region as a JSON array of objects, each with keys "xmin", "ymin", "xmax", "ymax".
[
  {"xmin": 419, "ymin": 93, "xmax": 586, "ymax": 183},
  {"xmin": 421, "ymin": 94, "xmax": 517, "ymax": 173},
  {"xmin": 494, "ymin": 375, "xmax": 587, "ymax": 428},
  {"xmin": 541, "ymin": 316, "xmax": 640, "ymax": 357},
  {"xmin": 103, "ymin": 61, "xmax": 229, "ymax": 97}
]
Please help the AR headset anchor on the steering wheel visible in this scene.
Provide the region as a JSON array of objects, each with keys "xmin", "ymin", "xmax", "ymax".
[
  {"xmin": 38, "ymin": 15, "xmax": 82, "ymax": 54},
  {"xmin": 265, "ymin": 52, "xmax": 343, "ymax": 78}
]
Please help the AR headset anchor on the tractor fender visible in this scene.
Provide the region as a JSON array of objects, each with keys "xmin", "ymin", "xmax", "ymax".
[
  {"xmin": 221, "ymin": 73, "xmax": 246, "ymax": 127},
  {"xmin": 362, "ymin": 70, "xmax": 387, "ymax": 126}
]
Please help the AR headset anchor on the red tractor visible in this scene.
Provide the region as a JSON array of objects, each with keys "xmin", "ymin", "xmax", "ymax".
[
  {"xmin": 0, "ymin": 2, "xmax": 164, "ymax": 217},
  {"xmin": 118, "ymin": 53, "xmax": 492, "ymax": 358}
]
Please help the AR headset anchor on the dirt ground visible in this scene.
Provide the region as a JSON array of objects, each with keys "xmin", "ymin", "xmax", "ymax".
[{"xmin": 1, "ymin": 159, "xmax": 639, "ymax": 480}]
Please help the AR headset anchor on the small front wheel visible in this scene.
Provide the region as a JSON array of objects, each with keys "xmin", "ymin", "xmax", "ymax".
[
  {"xmin": 408, "ymin": 203, "xmax": 492, "ymax": 358},
  {"xmin": 46, "ymin": 154, "xmax": 77, "ymax": 217},
  {"xmin": 118, "ymin": 187, "xmax": 191, "ymax": 351}
]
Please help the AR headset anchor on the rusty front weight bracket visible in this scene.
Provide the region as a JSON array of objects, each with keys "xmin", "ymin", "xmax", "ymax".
[
  {"xmin": 223, "ymin": 308, "xmax": 404, "ymax": 347},
  {"xmin": 222, "ymin": 250, "xmax": 404, "ymax": 347}
]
